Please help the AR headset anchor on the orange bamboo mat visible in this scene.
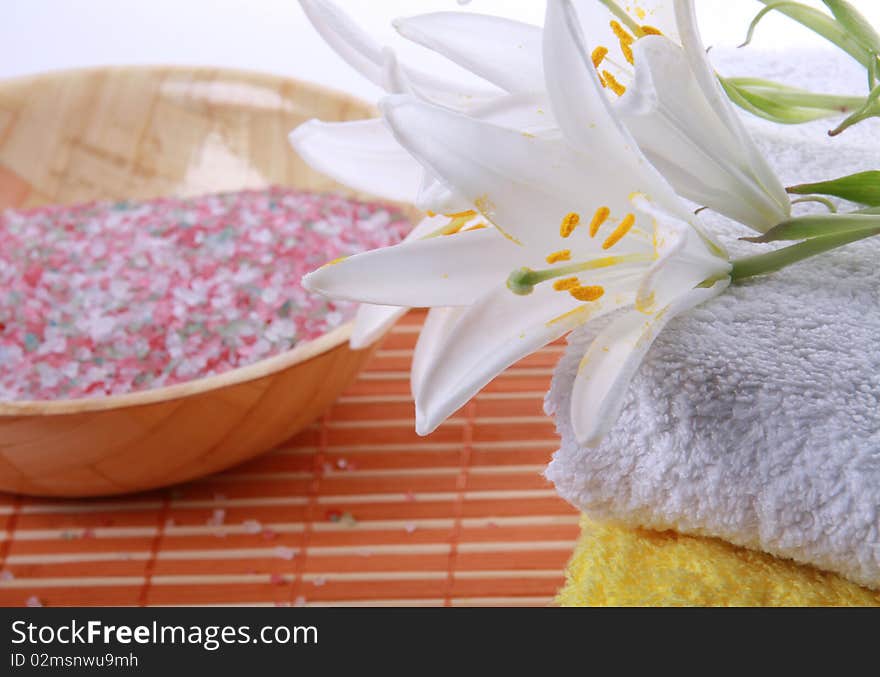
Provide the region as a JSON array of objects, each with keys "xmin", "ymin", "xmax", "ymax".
[{"xmin": 0, "ymin": 311, "xmax": 578, "ymax": 607}]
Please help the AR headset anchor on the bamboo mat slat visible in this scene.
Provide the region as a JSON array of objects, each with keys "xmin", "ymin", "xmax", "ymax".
[{"xmin": 0, "ymin": 311, "xmax": 577, "ymax": 607}]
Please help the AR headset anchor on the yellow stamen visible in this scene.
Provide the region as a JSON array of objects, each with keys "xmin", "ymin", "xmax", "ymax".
[
  {"xmin": 464, "ymin": 223, "xmax": 488, "ymax": 231},
  {"xmin": 589, "ymin": 206, "xmax": 611, "ymax": 238},
  {"xmin": 635, "ymin": 7, "xmax": 647, "ymax": 20},
  {"xmin": 560, "ymin": 212, "xmax": 581, "ymax": 238},
  {"xmin": 602, "ymin": 213, "xmax": 636, "ymax": 250},
  {"xmin": 591, "ymin": 46, "xmax": 609, "ymax": 69},
  {"xmin": 610, "ymin": 20, "xmax": 635, "ymax": 45},
  {"xmin": 553, "ymin": 277, "xmax": 580, "ymax": 292},
  {"xmin": 441, "ymin": 216, "xmax": 473, "ymax": 236},
  {"xmin": 546, "ymin": 249, "xmax": 572, "ymax": 264},
  {"xmin": 640, "ymin": 25, "xmax": 663, "ymax": 36},
  {"xmin": 426, "ymin": 210, "xmax": 437, "ymax": 217},
  {"xmin": 444, "ymin": 210, "xmax": 477, "ymax": 219},
  {"xmin": 569, "ymin": 285, "xmax": 606, "ymax": 302},
  {"xmin": 620, "ymin": 40, "xmax": 635, "ymax": 65},
  {"xmin": 602, "ymin": 71, "xmax": 627, "ymax": 96},
  {"xmin": 610, "ymin": 20, "xmax": 636, "ymax": 65}
]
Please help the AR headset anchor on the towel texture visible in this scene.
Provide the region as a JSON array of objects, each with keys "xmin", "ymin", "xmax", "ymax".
[
  {"xmin": 545, "ymin": 50, "xmax": 880, "ymax": 590},
  {"xmin": 558, "ymin": 519, "xmax": 880, "ymax": 607}
]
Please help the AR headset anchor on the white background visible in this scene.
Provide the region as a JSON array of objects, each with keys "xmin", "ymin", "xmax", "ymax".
[{"xmin": 3, "ymin": 1, "xmax": 879, "ymax": 102}]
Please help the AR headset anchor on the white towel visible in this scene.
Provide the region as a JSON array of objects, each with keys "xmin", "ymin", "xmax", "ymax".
[{"xmin": 544, "ymin": 49, "xmax": 880, "ymax": 589}]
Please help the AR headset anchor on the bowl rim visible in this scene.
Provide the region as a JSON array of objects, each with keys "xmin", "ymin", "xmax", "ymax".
[
  {"xmin": 0, "ymin": 64, "xmax": 385, "ymax": 418},
  {"xmin": 0, "ymin": 320, "xmax": 358, "ymax": 418}
]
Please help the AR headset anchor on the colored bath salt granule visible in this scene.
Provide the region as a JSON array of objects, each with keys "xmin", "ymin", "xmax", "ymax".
[{"xmin": 0, "ymin": 187, "xmax": 412, "ymax": 400}]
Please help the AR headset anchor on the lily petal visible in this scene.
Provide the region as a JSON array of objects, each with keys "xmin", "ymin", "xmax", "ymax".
[
  {"xmin": 349, "ymin": 215, "xmax": 452, "ymax": 349},
  {"xmin": 411, "ymin": 307, "xmax": 464, "ymax": 401},
  {"xmin": 416, "ymin": 175, "xmax": 473, "ymax": 215},
  {"xmin": 543, "ymin": 0, "xmax": 690, "ymax": 223},
  {"xmin": 674, "ymin": 0, "xmax": 790, "ymax": 229},
  {"xmin": 303, "ymin": 227, "xmax": 523, "ymax": 308},
  {"xmin": 632, "ymin": 196, "xmax": 731, "ymax": 313},
  {"xmin": 380, "ymin": 94, "xmax": 654, "ymax": 252},
  {"xmin": 289, "ymin": 118, "xmax": 422, "ymax": 203},
  {"xmin": 415, "ymin": 274, "xmax": 641, "ymax": 436},
  {"xmin": 617, "ymin": 36, "xmax": 785, "ymax": 229},
  {"xmin": 570, "ymin": 277, "xmax": 729, "ymax": 446},
  {"xmin": 299, "ymin": 0, "xmax": 498, "ymax": 107},
  {"xmin": 393, "ymin": 12, "xmax": 545, "ymax": 93},
  {"xmin": 414, "ymin": 92, "xmax": 558, "ymax": 214}
]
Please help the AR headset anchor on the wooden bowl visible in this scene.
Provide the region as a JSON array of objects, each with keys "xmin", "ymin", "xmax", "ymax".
[{"xmin": 0, "ymin": 66, "xmax": 388, "ymax": 497}]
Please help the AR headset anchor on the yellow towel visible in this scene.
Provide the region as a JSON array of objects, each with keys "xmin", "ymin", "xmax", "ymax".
[{"xmin": 558, "ymin": 518, "xmax": 880, "ymax": 607}]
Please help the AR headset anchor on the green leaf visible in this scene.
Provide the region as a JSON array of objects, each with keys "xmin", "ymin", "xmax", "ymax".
[
  {"xmin": 787, "ymin": 170, "xmax": 880, "ymax": 206},
  {"xmin": 822, "ymin": 0, "xmax": 880, "ymax": 54},
  {"xmin": 753, "ymin": 0, "xmax": 873, "ymax": 68}
]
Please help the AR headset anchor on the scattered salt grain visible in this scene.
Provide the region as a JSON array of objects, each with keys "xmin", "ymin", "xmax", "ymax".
[
  {"xmin": 312, "ymin": 577, "xmax": 326, "ymax": 588},
  {"xmin": 242, "ymin": 519, "xmax": 262, "ymax": 535},
  {"xmin": 274, "ymin": 546, "xmax": 298, "ymax": 561},
  {"xmin": 207, "ymin": 509, "xmax": 226, "ymax": 527},
  {"xmin": 404, "ymin": 522, "xmax": 417, "ymax": 534},
  {"xmin": 293, "ymin": 596, "xmax": 307, "ymax": 607},
  {"xmin": 25, "ymin": 596, "xmax": 43, "ymax": 607},
  {"xmin": 0, "ymin": 570, "xmax": 14, "ymax": 581}
]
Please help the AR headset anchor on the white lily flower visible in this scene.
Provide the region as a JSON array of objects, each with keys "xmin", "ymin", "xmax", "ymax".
[
  {"xmin": 294, "ymin": 0, "xmax": 790, "ymax": 232},
  {"xmin": 304, "ymin": 0, "xmax": 733, "ymax": 446}
]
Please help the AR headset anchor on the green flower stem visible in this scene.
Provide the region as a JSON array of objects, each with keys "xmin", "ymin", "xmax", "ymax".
[
  {"xmin": 731, "ymin": 228, "xmax": 880, "ymax": 281},
  {"xmin": 790, "ymin": 196, "xmax": 838, "ymax": 213}
]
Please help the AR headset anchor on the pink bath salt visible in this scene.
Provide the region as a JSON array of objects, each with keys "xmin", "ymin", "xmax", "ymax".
[{"xmin": 0, "ymin": 187, "xmax": 412, "ymax": 401}]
